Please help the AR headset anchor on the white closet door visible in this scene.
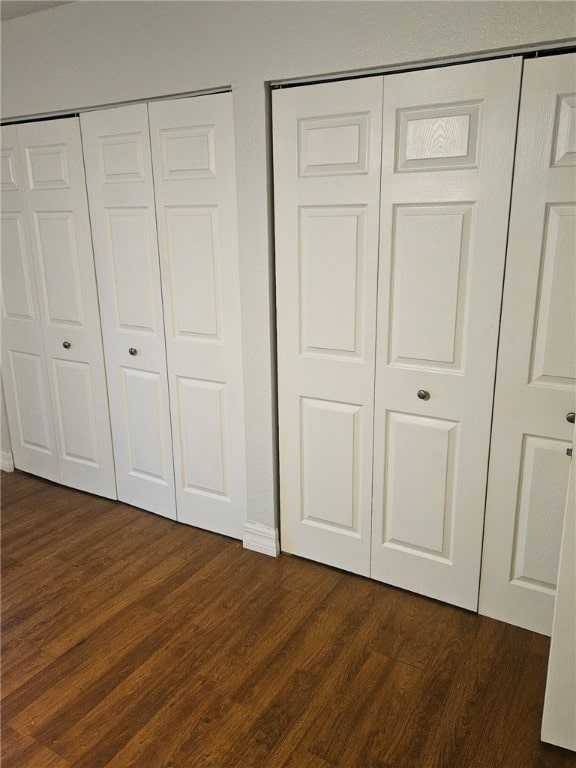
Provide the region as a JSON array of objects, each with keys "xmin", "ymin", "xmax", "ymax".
[
  {"xmin": 274, "ymin": 78, "xmax": 383, "ymax": 575},
  {"xmin": 479, "ymin": 54, "xmax": 576, "ymax": 634},
  {"xmin": 81, "ymin": 105, "xmax": 176, "ymax": 519},
  {"xmin": 371, "ymin": 59, "xmax": 522, "ymax": 609},
  {"xmin": 16, "ymin": 118, "xmax": 116, "ymax": 499},
  {"xmin": 149, "ymin": 94, "xmax": 247, "ymax": 539},
  {"xmin": 1, "ymin": 125, "xmax": 59, "ymax": 481}
]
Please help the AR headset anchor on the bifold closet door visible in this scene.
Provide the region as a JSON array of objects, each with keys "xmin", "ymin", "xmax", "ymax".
[
  {"xmin": 1, "ymin": 125, "xmax": 59, "ymax": 482},
  {"xmin": 274, "ymin": 78, "xmax": 383, "ymax": 574},
  {"xmin": 371, "ymin": 58, "xmax": 522, "ymax": 610},
  {"xmin": 149, "ymin": 94, "xmax": 247, "ymax": 539},
  {"xmin": 81, "ymin": 105, "xmax": 177, "ymax": 519},
  {"xmin": 479, "ymin": 53, "xmax": 576, "ymax": 635},
  {"xmin": 275, "ymin": 59, "xmax": 522, "ymax": 607},
  {"xmin": 1, "ymin": 119, "xmax": 116, "ymax": 498}
]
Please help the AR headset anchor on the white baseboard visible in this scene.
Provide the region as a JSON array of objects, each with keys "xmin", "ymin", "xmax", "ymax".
[
  {"xmin": 243, "ymin": 520, "xmax": 280, "ymax": 557},
  {"xmin": 1, "ymin": 450, "xmax": 14, "ymax": 473}
]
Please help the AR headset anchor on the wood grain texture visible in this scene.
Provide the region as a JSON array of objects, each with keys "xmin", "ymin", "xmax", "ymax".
[{"xmin": 2, "ymin": 470, "xmax": 574, "ymax": 768}]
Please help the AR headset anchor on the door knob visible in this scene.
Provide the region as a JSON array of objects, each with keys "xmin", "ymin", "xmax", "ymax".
[
  {"xmin": 417, "ymin": 390, "xmax": 430, "ymax": 401},
  {"xmin": 62, "ymin": 341, "xmax": 71, "ymax": 349},
  {"xmin": 128, "ymin": 347, "xmax": 138, "ymax": 356},
  {"xmin": 567, "ymin": 412, "xmax": 575, "ymax": 424}
]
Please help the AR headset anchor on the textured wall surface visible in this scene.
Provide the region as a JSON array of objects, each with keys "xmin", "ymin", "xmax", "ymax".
[{"xmin": 2, "ymin": 1, "xmax": 575, "ymax": 527}]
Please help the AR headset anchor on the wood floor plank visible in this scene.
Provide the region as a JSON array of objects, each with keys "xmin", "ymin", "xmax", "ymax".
[
  {"xmin": 2, "ymin": 470, "xmax": 574, "ymax": 768},
  {"xmin": 1, "ymin": 725, "xmax": 70, "ymax": 768}
]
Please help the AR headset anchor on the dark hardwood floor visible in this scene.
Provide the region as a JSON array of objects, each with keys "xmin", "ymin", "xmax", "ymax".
[{"xmin": 1, "ymin": 469, "xmax": 574, "ymax": 768}]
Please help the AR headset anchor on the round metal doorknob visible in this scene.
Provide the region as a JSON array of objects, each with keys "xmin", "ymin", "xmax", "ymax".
[
  {"xmin": 62, "ymin": 341, "xmax": 71, "ymax": 349},
  {"xmin": 417, "ymin": 389, "xmax": 430, "ymax": 401},
  {"xmin": 567, "ymin": 412, "xmax": 575, "ymax": 424},
  {"xmin": 128, "ymin": 347, "xmax": 138, "ymax": 356}
]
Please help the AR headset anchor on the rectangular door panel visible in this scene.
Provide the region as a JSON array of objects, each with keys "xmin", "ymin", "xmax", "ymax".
[
  {"xmin": 382, "ymin": 412, "xmax": 458, "ymax": 561},
  {"xmin": 1, "ymin": 125, "xmax": 59, "ymax": 482},
  {"xmin": 274, "ymin": 77, "xmax": 383, "ymax": 575},
  {"xmin": 149, "ymin": 93, "xmax": 246, "ymax": 539},
  {"xmin": 300, "ymin": 207, "xmax": 365, "ymax": 358},
  {"xmin": 8, "ymin": 350, "xmax": 53, "ymax": 454},
  {"xmin": 479, "ymin": 53, "xmax": 576, "ymax": 634},
  {"xmin": 120, "ymin": 367, "xmax": 170, "ymax": 484},
  {"xmin": 176, "ymin": 377, "xmax": 228, "ymax": 498},
  {"xmin": 104, "ymin": 207, "xmax": 157, "ymax": 334},
  {"xmin": 1, "ymin": 214, "xmax": 36, "ymax": 322},
  {"xmin": 529, "ymin": 204, "xmax": 575, "ymax": 387},
  {"xmin": 390, "ymin": 204, "xmax": 472, "ymax": 370},
  {"xmin": 511, "ymin": 436, "xmax": 570, "ymax": 591},
  {"xmin": 301, "ymin": 397, "xmax": 361, "ymax": 533},
  {"xmin": 32, "ymin": 211, "xmax": 84, "ymax": 327},
  {"xmin": 16, "ymin": 118, "xmax": 116, "ymax": 499},
  {"xmin": 52, "ymin": 359, "xmax": 99, "ymax": 465},
  {"xmin": 164, "ymin": 206, "xmax": 221, "ymax": 339},
  {"xmin": 81, "ymin": 105, "xmax": 176, "ymax": 518},
  {"xmin": 372, "ymin": 58, "xmax": 522, "ymax": 609}
]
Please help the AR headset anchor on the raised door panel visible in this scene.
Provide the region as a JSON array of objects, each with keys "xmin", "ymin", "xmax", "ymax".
[
  {"xmin": 17, "ymin": 118, "xmax": 116, "ymax": 499},
  {"xmin": 274, "ymin": 77, "xmax": 383, "ymax": 575},
  {"xmin": 0, "ymin": 125, "xmax": 58, "ymax": 481},
  {"xmin": 81, "ymin": 105, "xmax": 176, "ymax": 519},
  {"xmin": 176, "ymin": 377, "xmax": 228, "ymax": 498},
  {"xmin": 7, "ymin": 351, "xmax": 54, "ymax": 457},
  {"xmin": 149, "ymin": 93, "xmax": 246, "ymax": 538},
  {"xmin": 479, "ymin": 54, "xmax": 576, "ymax": 634},
  {"xmin": 382, "ymin": 412, "xmax": 458, "ymax": 562},
  {"xmin": 164, "ymin": 206, "xmax": 221, "ymax": 339},
  {"xmin": 371, "ymin": 58, "xmax": 522, "ymax": 609}
]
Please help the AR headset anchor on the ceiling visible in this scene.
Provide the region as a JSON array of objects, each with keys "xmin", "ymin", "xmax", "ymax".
[{"xmin": 1, "ymin": 1, "xmax": 72, "ymax": 21}]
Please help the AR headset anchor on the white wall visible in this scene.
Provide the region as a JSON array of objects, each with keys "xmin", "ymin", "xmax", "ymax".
[{"xmin": 2, "ymin": 1, "xmax": 575, "ymax": 529}]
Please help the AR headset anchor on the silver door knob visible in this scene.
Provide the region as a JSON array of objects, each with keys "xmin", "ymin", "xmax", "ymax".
[
  {"xmin": 128, "ymin": 347, "xmax": 138, "ymax": 356},
  {"xmin": 567, "ymin": 412, "xmax": 575, "ymax": 424},
  {"xmin": 62, "ymin": 341, "xmax": 71, "ymax": 349},
  {"xmin": 417, "ymin": 390, "xmax": 430, "ymax": 401}
]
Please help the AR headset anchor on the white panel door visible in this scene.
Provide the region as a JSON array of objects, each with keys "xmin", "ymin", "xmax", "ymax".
[
  {"xmin": 16, "ymin": 118, "xmax": 116, "ymax": 499},
  {"xmin": 81, "ymin": 105, "xmax": 176, "ymax": 519},
  {"xmin": 274, "ymin": 78, "xmax": 383, "ymax": 575},
  {"xmin": 149, "ymin": 93, "xmax": 246, "ymax": 539},
  {"xmin": 1, "ymin": 125, "xmax": 59, "ymax": 482},
  {"xmin": 479, "ymin": 54, "xmax": 576, "ymax": 634},
  {"xmin": 371, "ymin": 59, "xmax": 522, "ymax": 609}
]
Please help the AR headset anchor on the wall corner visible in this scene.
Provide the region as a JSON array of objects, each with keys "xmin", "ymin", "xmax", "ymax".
[{"xmin": 243, "ymin": 520, "xmax": 280, "ymax": 557}]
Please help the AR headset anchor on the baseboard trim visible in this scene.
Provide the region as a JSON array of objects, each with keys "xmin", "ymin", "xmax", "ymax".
[
  {"xmin": 243, "ymin": 521, "xmax": 280, "ymax": 557},
  {"xmin": 1, "ymin": 450, "xmax": 14, "ymax": 473}
]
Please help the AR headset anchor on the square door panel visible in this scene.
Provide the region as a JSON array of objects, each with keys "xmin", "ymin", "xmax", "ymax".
[
  {"xmin": 25, "ymin": 144, "xmax": 70, "ymax": 189},
  {"xmin": 99, "ymin": 132, "xmax": 146, "ymax": 184}
]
